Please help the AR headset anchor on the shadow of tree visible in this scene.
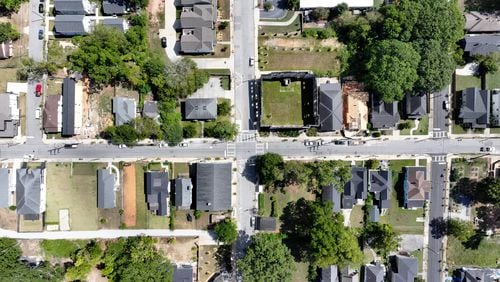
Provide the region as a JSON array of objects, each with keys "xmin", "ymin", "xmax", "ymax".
[
  {"xmin": 462, "ymin": 232, "xmax": 483, "ymax": 250},
  {"xmin": 430, "ymin": 217, "xmax": 447, "ymax": 239}
]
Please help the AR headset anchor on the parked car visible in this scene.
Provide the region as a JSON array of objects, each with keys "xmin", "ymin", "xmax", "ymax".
[
  {"xmin": 35, "ymin": 83, "xmax": 42, "ymax": 96},
  {"xmin": 35, "ymin": 108, "xmax": 41, "ymax": 119},
  {"xmin": 250, "ymin": 216, "xmax": 255, "ymax": 227},
  {"xmin": 38, "ymin": 29, "xmax": 43, "ymax": 40},
  {"xmin": 480, "ymin": 146, "xmax": 495, "ymax": 152},
  {"xmin": 38, "ymin": 3, "xmax": 43, "ymax": 13},
  {"xmin": 443, "ymin": 100, "xmax": 450, "ymax": 111},
  {"xmin": 334, "ymin": 140, "xmax": 348, "ymax": 145},
  {"xmin": 179, "ymin": 142, "xmax": 189, "ymax": 147},
  {"xmin": 249, "ymin": 57, "xmax": 255, "ymax": 66},
  {"xmin": 161, "ymin": 37, "xmax": 167, "ymax": 48},
  {"xmin": 118, "ymin": 144, "xmax": 127, "ymax": 148},
  {"xmin": 64, "ymin": 143, "xmax": 79, "ymax": 148}
]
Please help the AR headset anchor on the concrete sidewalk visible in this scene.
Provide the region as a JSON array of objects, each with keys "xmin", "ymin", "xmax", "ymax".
[{"xmin": 259, "ymin": 12, "xmax": 300, "ymax": 26}]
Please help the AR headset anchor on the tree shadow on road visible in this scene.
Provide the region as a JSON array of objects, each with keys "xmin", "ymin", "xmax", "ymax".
[{"xmin": 430, "ymin": 217, "xmax": 447, "ymax": 239}]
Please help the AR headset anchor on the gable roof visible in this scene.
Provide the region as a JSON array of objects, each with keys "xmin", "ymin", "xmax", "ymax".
[
  {"xmin": 322, "ymin": 184, "xmax": 341, "ymax": 212},
  {"xmin": 370, "ymin": 97, "xmax": 400, "ymax": 129},
  {"xmin": 113, "ymin": 97, "xmax": 136, "ymax": 125},
  {"xmin": 97, "ymin": 169, "xmax": 116, "ymax": 209},
  {"xmin": 0, "ymin": 168, "xmax": 10, "ymax": 208},
  {"xmin": 390, "ymin": 255, "xmax": 418, "ymax": 282},
  {"xmin": 256, "ymin": 217, "xmax": 277, "ymax": 231},
  {"xmin": 102, "ymin": 18, "xmax": 129, "ymax": 32},
  {"xmin": 62, "ymin": 77, "xmax": 76, "ymax": 136},
  {"xmin": 465, "ymin": 12, "xmax": 500, "ymax": 34},
  {"xmin": 343, "ymin": 167, "xmax": 367, "ymax": 209},
  {"xmin": 175, "ymin": 177, "xmax": 193, "ymax": 209},
  {"xmin": 319, "ymin": 83, "xmax": 343, "ymax": 131},
  {"xmin": 180, "ymin": 27, "xmax": 215, "ymax": 54},
  {"xmin": 0, "ymin": 93, "xmax": 19, "ymax": 138},
  {"xmin": 102, "ymin": 0, "xmax": 128, "ymax": 15},
  {"xmin": 364, "ymin": 263, "xmax": 385, "ymax": 282},
  {"xmin": 145, "ymin": 171, "xmax": 170, "ymax": 216},
  {"xmin": 195, "ymin": 162, "xmax": 231, "ymax": 211},
  {"xmin": 184, "ymin": 98, "xmax": 217, "ymax": 120},
  {"xmin": 180, "ymin": 4, "xmax": 216, "ymax": 29},
  {"xmin": 44, "ymin": 94, "xmax": 62, "ymax": 133},
  {"xmin": 54, "ymin": 0, "xmax": 94, "ymax": 15},
  {"xmin": 459, "ymin": 87, "xmax": 490, "ymax": 128},
  {"xmin": 321, "ymin": 265, "xmax": 339, "ymax": 282},
  {"xmin": 16, "ymin": 168, "xmax": 42, "ymax": 216},
  {"xmin": 404, "ymin": 92, "xmax": 427, "ymax": 119},
  {"xmin": 464, "ymin": 34, "xmax": 500, "ymax": 56},
  {"xmin": 173, "ymin": 265, "xmax": 194, "ymax": 282},
  {"xmin": 459, "ymin": 267, "xmax": 500, "ymax": 282},
  {"xmin": 369, "ymin": 170, "xmax": 392, "ymax": 210},
  {"xmin": 404, "ymin": 167, "xmax": 430, "ymax": 209},
  {"xmin": 143, "ymin": 101, "xmax": 159, "ymax": 120},
  {"xmin": 54, "ymin": 15, "xmax": 89, "ymax": 35}
]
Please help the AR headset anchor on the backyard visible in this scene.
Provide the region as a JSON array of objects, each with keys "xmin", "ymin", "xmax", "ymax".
[
  {"xmin": 261, "ymin": 185, "xmax": 316, "ymax": 219},
  {"xmin": 261, "ymin": 80, "xmax": 303, "ymax": 126},
  {"xmin": 447, "ymin": 236, "xmax": 500, "ymax": 268}
]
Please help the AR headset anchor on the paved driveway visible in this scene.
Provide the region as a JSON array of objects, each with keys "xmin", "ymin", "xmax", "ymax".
[
  {"xmin": 25, "ymin": 80, "xmax": 43, "ymax": 142},
  {"xmin": 259, "ymin": 0, "xmax": 287, "ymax": 19},
  {"xmin": 28, "ymin": 0, "xmax": 44, "ymax": 62}
]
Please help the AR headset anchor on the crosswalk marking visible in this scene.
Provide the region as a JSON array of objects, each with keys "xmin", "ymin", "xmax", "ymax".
[
  {"xmin": 255, "ymin": 143, "xmax": 265, "ymax": 155},
  {"xmin": 226, "ymin": 143, "xmax": 236, "ymax": 157},
  {"xmin": 432, "ymin": 155, "xmax": 446, "ymax": 163},
  {"xmin": 237, "ymin": 132, "xmax": 256, "ymax": 142},
  {"xmin": 432, "ymin": 131, "xmax": 448, "ymax": 138}
]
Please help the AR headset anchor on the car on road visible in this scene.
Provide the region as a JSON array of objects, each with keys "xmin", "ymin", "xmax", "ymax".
[
  {"xmin": 443, "ymin": 100, "xmax": 450, "ymax": 111},
  {"xmin": 35, "ymin": 83, "xmax": 42, "ymax": 96},
  {"xmin": 38, "ymin": 4, "xmax": 44, "ymax": 13},
  {"xmin": 480, "ymin": 146, "xmax": 495, "ymax": 152},
  {"xmin": 35, "ymin": 108, "xmax": 41, "ymax": 119},
  {"xmin": 304, "ymin": 140, "xmax": 314, "ymax": 146},
  {"xmin": 64, "ymin": 143, "xmax": 79, "ymax": 148},
  {"xmin": 249, "ymin": 57, "xmax": 254, "ymax": 66},
  {"xmin": 38, "ymin": 29, "xmax": 43, "ymax": 40},
  {"xmin": 118, "ymin": 144, "xmax": 127, "ymax": 148},
  {"xmin": 334, "ymin": 140, "xmax": 348, "ymax": 145},
  {"xmin": 161, "ymin": 37, "xmax": 167, "ymax": 48},
  {"xmin": 179, "ymin": 142, "xmax": 189, "ymax": 147},
  {"xmin": 250, "ymin": 216, "xmax": 255, "ymax": 227}
]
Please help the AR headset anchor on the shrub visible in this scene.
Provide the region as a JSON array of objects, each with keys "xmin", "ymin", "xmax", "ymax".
[
  {"xmin": 372, "ymin": 131, "xmax": 381, "ymax": 138},
  {"xmin": 194, "ymin": 210, "xmax": 202, "ymax": 219},
  {"xmin": 258, "ymin": 193, "xmax": 265, "ymax": 215},
  {"xmin": 306, "ymin": 128, "xmax": 318, "ymax": 137}
]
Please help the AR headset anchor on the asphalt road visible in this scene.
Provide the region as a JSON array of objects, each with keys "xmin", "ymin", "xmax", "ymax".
[
  {"xmin": 28, "ymin": 0, "xmax": 44, "ymax": 62},
  {"xmin": 432, "ymin": 86, "xmax": 450, "ymax": 138},
  {"xmin": 26, "ymin": 80, "xmax": 43, "ymax": 142},
  {"xmin": 259, "ymin": 0, "xmax": 287, "ymax": 19}
]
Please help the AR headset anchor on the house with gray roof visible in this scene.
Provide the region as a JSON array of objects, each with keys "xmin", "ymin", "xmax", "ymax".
[
  {"xmin": 173, "ymin": 264, "xmax": 194, "ymax": 282},
  {"xmin": 464, "ymin": 35, "xmax": 500, "ymax": 56},
  {"xmin": 54, "ymin": 0, "xmax": 96, "ymax": 15},
  {"xmin": 97, "ymin": 168, "xmax": 116, "ymax": 209},
  {"xmin": 369, "ymin": 205, "xmax": 379, "ymax": 223},
  {"xmin": 256, "ymin": 217, "xmax": 276, "ymax": 231},
  {"xmin": 146, "ymin": 172, "xmax": 170, "ymax": 216},
  {"xmin": 16, "ymin": 168, "xmax": 46, "ymax": 220},
  {"xmin": 322, "ymin": 184, "xmax": 341, "ymax": 212},
  {"xmin": 178, "ymin": 0, "xmax": 216, "ymax": 54},
  {"xmin": 0, "ymin": 93, "xmax": 19, "ymax": 138},
  {"xmin": 143, "ymin": 101, "xmax": 159, "ymax": 121},
  {"xmin": 62, "ymin": 78, "xmax": 78, "ymax": 136},
  {"xmin": 457, "ymin": 267, "xmax": 500, "ymax": 282},
  {"xmin": 184, "ymin": 98, "xmax": 217, "ymax": 120},
  {"xmin": 195, "ymin": 162, "xmax": 231, "ymax": 211},
  {"xmin": 180, "ymin": 27, "xmax": 215, "ymax": 54},
  {"xmin": 459, "ymin": 87, "xmax": 490, "ymax": 129},
  {"xmin": 179, "ymin": 0, "xmax": 213, "ymax": 6},
  {"xmin": 321, "ymin": 265, "xmax": 339, "ymax": 282},
  {"xmin": 404, "ymin": 92, "xmax": 427, "ymax": 119},
  {"xmin": 102, "ymin": 18, "xmax": 129, "ymax": 32},
  {"xmin": 175, "ymin": 177, "xmax": 193, "ymax": 210},
  {"xmin": 363, "ymin": 263, "xmax": 385, "ymax": 282},
  {"xmin": 319, "ymin": 83, "xmax": 343, "ymax": 132},
  {"xmin": 340, "ymin": 266, "xmax": 359, "ymax": 282},
  {"xmin": 404, "ymin": 167, "xmax": 430, "ymax": 209},
  {"xmin": 113, "ymin": 97, "xmax": 137, "ymax": 126},
  {"xmin": 343, "ymin": 167, "xmax": 367, "ymax": 209},
  {"xmin": 390, "ymin": 255, "xmax": 418, "ymax": 282},
  {"xmin": 465, "ymin": 12, "xmax": 500, "ymax": 34},
  {"xmin": 370, "ymin": 97, "xmax": 400, "ymax": 129},
  {"xmin": 0, "ymin": 168, "xmax": 11, "ymax": 208},
  {"xmin": 54, "ymin": 15, "xmax": 93, "ymax": 36},
  {"xmin": 102, "ymin": 0, "xmax": 129, "ymax": 15},
  {"xmin": 180, "ymin": 5, "xmax": 216, "ymax": 28},
  {"xmin": 369, "ymin": 170, "xmax": 392, "ymax": 212}
]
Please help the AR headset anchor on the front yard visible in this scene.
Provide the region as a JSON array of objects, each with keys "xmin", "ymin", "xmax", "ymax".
[
  {"xmin": 447, "ymin": 236, "xmax": 500, "ymax": 268},
  {"xmin": 451, "ymin": 158, "xmax": 489, "ymax": 181},
  {"xmin": 261, "ymin": 80, "xmax": 303, "ymax": 126},
  {"xmin": 262, "ymin": 185, "xmax": 316, "ymax": 220}
]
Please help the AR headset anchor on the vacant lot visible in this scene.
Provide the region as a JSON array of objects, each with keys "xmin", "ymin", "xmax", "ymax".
[
  {"xmin": 262, "ymin": 80, "xmax": 303, "ymax": 126},
  {"xmin": 260, "ymin": 16, "xmax": 301, "ymax": 34},
  {"xmin": 123, "ymin": 165, "xmax": 137, "ymax": 227},
  {"xmin": 455, "ymin": 75, "xmax": 481, "ymax": 92},
  {"xmin": 198, "ymin": 245, "xmax": 219, "ymax": 282},
  {"xmin": 0, "ymin": 68, "xmax": 18, "ymax": 93},
  {"xmin": 172, "ymin": 162, "xmax": 190, "ymax": 179},
  {"xmin": 447, "ymin": 236, "xmax": 500, "ymax": 268},
  {"xmin": 262, "ymin": 185, "xmax": 316, "ymax": 219},
  {"xmin": 451, "ymin": 158, "xmax": 488, "ymax": 181},
  {"xmin": 41, "ymin": 239, "xmax": 87, "ymax": 258},
  {"xmin": 133, "ymin": 163, "xmax": 148, "ymax": 229}
]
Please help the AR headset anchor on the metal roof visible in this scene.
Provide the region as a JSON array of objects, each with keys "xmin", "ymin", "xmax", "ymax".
[
  {"xmin": 0, "ymin": 168, "xmax": 10, "ymax": 208},
  {"xmin": 319, "ymin": 83, "xmax": 343, "ymax": 131},
  {"xmin": 97, "ymin": 169, "xmax": 116, "ymax": 209},
  {"xmin": 16, "ymin": 168, "xmax": 42, "ymax": 216},
  {"xmin": 459, "ymin": 87, "xmax": 490, "ymax": 129},
  {"xmin": 195, "ymin": 162, "xmax": 231, "ymax": 211},
  {"xmin": 322, "ymin": 184, "xmax": 341, "ymax": 212},
  {"xmin": 62, "ymin": 78, "xmax": 76, "ymax": 136},
  {"xmin": 113, "ymin": 97, "xmax": 137, "ymax": 125},
  {"xmin": 184, "ymin": 98, "xmax": 217, "ymax": 120},
  {"xmin": 145, "ymin": 172, "xmax": 170, "ymax": 216},
  {"xmin": 175, "ymin": 177, "xmax": 193, "ymax": 209}
]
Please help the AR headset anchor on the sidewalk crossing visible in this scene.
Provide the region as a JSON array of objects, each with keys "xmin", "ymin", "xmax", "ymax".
[
  {"xmin": 237, "ymin": 132, "xmax": 256, "ymax": 142},
  {"xmin": 255, "ymin": 143, "xmax": 265, "ymax": 155},
  {"xmin": 226, "ymin": 143, "xmax": 236, "ymax": 157},
  {"xmin": 431, "ymin": 155, "xmax": 446, "ymax": 163},
  {"xmin": 432, "ymin": 131, "xmax": 448, "ymax": 138}
]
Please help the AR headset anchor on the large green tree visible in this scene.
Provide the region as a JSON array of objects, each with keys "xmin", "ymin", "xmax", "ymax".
[
  {"xmin": 214, "ymin": 218, "xmax": 238, "ymax": 244},
  {"xmin": 103, "ymin": 124, "xmax": 139, "ymax": 145},
  {"xmin": 256, "ymin": 153, "xmax": 284, "ymax": 187},
  {"xmin": 204, "ymin": 120, "xmax": 238, "ymax": 140},
  {"xmin": 363, "ymin": 222, "xmax": 400, "ymax": 258},
  {"xmin": 237, "ymin": 234, "xmax": 295, "ymax": 282},
  {"xmin": 412, "ymin": 40, "xmax": 455, "ymax": 93},
  {"xmin": 0, "ymin": 0, "xmax": 27, "ymax": 13},
  {"xmin": 131, "ymin": 117, "xmax": 163, "ymax": 140},
  {"xmin": 284, "ymin": 160, "xmax": 313, "ymax": 187},
  {"xmin": 446, "ymin": 219, "xmax": 475, "ymax": 242},
  {"xmin": 309, "ymin": 160, "xmax": 351, "ymax": 190},
  {"xmin": 66, "ymin": 241, "xmax": 103, "ymax": 281},
  {"xmin": 476, "ymin": 205, "xmax": 500, "ymax": 231},
  {"xmin": 476, "ymin": 177, "xmax": 500, "ymax": 205},
  {"xmin": 0, "ymin": 22, "xmax": 20, "ymax": 42},
  {"xmin": 365, "ymin": 39, "xmax": 420, "ymax": 102}
]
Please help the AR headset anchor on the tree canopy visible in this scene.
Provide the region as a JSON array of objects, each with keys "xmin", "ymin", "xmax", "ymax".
[
  {"xmin": 204, "ymin": 120, "xmax": 238, "ymax": 140},
  {"xmin": 477, "ymin": 177, "xmax": 500, "ymax": 205},
  {"xmin": 237, "ymin": 233, "xmax": 295, "ymax": 282},
  {"xmin": 214, "ymin": 218, "xmax": 238, "ymax": 244},
  {"xmin": 257, "ymin": 153, "xmax": 285, "ymax": 187},
  {"xmin": 363, "ymin": 222, "xmax": 400, "ymax": 258},
  {"xmin": 0, "ymin": 22, "xmax": 20, "ymax": 43},
  {"xmin": 0, "ymin": 0, "xmax": 27, "ymax": 13},
  {"xmin": 412, "ymin": 40, "xmax": 455, "ymax": 93},
  {"xmin": 446, "ymin": 219, "xmax": 475, "ymax": 242}
]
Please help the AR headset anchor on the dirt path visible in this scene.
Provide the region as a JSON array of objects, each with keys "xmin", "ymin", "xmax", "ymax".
[
  {"xmin": 262, "ymin": 37, "xmax": 341, "ymax": 49},
  {"xmin": 123, "ymin": 165, "xmax": 137, "ymax": 227},
  {"xmin": 147, "ymin": 0, "xmax": 164, "ymax": 26}
]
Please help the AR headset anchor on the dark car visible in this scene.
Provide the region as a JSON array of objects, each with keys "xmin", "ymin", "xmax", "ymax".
[
  {"xmin": 38, "ymin": 3, "xmax": 43, "ymax": 13},
  {"xmin": 38, "ymin": 29, "xmax": 43, "ymax": 40},
  {"xmin": 161, "ymin": 37, "xmax": 167, "ymax": 48}
]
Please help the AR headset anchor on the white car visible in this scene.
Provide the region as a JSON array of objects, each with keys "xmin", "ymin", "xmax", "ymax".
[
  {"xmin": 249, "ymin": 57, "xmax": 255, "ymax": 66},
  {"xmin": 118, "ymin": 144, "xmax": 127, "ymax": 148},
  {"xmin": 250, "ymin": 216, "xmax": 256, "ymax": 227},
  {"xmin": 35, "ymin": 108, "xmax": 41, "ymax": 119},
  {"xmin": 480, "ymin": 146, "xmax": 495, "ymax": 153},
  {"xmin": 179, "ymin": 142, "xmax": 189, "ymax": 147}
]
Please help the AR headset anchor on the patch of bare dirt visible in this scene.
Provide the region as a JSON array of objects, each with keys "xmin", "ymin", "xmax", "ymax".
[
  {"xmin": 147, "ymin": 0, "xmax": 164, "ymax": 26},
  {"xmin": 262, "ymin": 37, "xmax": 341, "ymax": 49},
  {"xmin": 157, "ymin": 237, "xmax": 198, "ymax": 263},
  {"xmin": 18, "ymin": 239, "xmax": 42, "ymax": 257},
  {"xmin": 87, "ymin": 267, "xmax": 108, "ymax": 282},
  {"xmin": 0, "ymin": 208, "xmax": 17, "ymax": 230}
]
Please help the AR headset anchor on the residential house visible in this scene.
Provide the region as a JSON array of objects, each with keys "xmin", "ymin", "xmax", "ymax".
[
  {"xmin": 62, "ymin": 77, "xmax": 83, "ymax": 136},
  {"xmin": 102, "ymin": 18, "xmax": 129, "ymax": 32},
  {"xmin": 370, "ymin": 97, "xmax": 400, "ymax": 129},
  {"xmin": 97, "ymin": 168, "xmax": 116, "ymax": 209},
  {"xmin": 340, "ymin": 266, "xmax": 359, "ymax": 282},
  {"xmin": 369, "ymin": 170, "xmax": 392, "ymax": 212},
  {"xmin": 363, "ymin": 263, "xmax": 385, "ymax": 282},
  {"xmin": 343, "ymin": 81, "xmax": 368, "ymax": 131},
  {"xmin": 404, "ymin": 167, "xmax": 430, "ymax": 209},
  {"xmin": 180, "ymin": 27, "xmax": 216, "ymax": 54},
  {"xmin": 491, "ymin": 91, "xmax": 500, "ymax": 127},
  {"xmin": 465, "ymin": 12, "xmax": 500, "ymax": 34},
  {"xmin": 143, "ymin": 101, "xmax": 159, "ymax": 121},
  {"xmin": 457, "ymin": 267, "xmax": 500, "ymax": 282},
  {"xmin": 16, "ymin": 168, "xmax": 46, "ymax": 220},
  {"xmin": 174, "ymin": 177, "xmax": 193, "ymax": 210},
  {"xmin": 102, "ymin": 0, "xmax": 129, "ymax": 15},
  {"xmin": 55, "ymin": 15, "xmax": 93, "ymax": 37},
  {"xmin": 178, "ymin": 0, "xmax": 216, "ymax": 54},
  {"xmin": 184, "ymin": 98, "xmax": 217, "ymax": 120},
  {"xmin": 404, "ymin": 92, "xmax": 427, "ymax": 119},
  {"xmin": 318, "ymin": 83, "xmax": 343, "ymax": 132},
  {"xmin": 0, "ymin": 168, "xmax": 11, "ymax": 208},
  {"xmin": 255, "ymin": 217, "xmax": 276, "ymax": 231},
  {"xmin": 322, "ymin": 184, "xmax": 341, "ymax": 212},
  {"xmin": 464, "ymin": 35, "xmax": 500, "ymax": 56},
  {"xmin": 145, "ymin": 171, "xmax": 170, "ymax": 216},
  {"xmin": 343, "ymin": 167, "xmax": 367, "ymax": 209},
  {"xmin": 0, "ymin": 40, "xmax": 13, "ymax": 59},
  {"xmin": 321, "ymin": 265, "xmax": 339, "ymax": 282},
  {"xmin": 173, "ymin": 264, "xmax": 194, "ymax": 282},
  {"xmin": 0, "ymin": 93, "xmax": 19, "ymax": 138},
  {"xmin": 300, "ymin": 0, "xmax": 373, "ymax": 9},
  {"xmin": 459, "ymin": 87, "xmax": 490, "ymax": 129},
  {"xmin": 113, "ymin": 97, "xmax": 137, "ymax": 126},
  {"xmin": 390, "ymin": 255, "xmax": 418, "ymax": 282},
  {"xmin": 54, "ymin": 0, "xmax": 96, "ymax": 15},
  {"xmin": 369, "ymin": 205, "xmax": 379, "ymax": 223},
  {"xmin": 195, "ymin": 162, "xmax": 231, "ymax": 212},
  {"xmin": 43, "ymin": 95, "xmax": 62, "ymax": 133},
  {"xmin": 178, "ymin": 0, "xmax": 213, "ymax": 5},
  {"xmin": 180, "ymin": 5, "xmax": 216, "ymax": 29}
]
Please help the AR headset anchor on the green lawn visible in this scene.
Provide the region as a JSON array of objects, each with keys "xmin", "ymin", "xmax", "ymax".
[
  {"xmin": 262, "ymin": 80, "xmax": 303, "ymax": 126},
  {"xmin": 147, "ymin": 213, "xmax": 170, "ymax": 229},
  {"xmin": 452, "ymin": 122, "xmax": 469, "ymax": 134},
  {"xmin": 260, "ymin": 16, "xmax": 301, "ymax": 34},
  {"xmin": 172, "ymin": 162, "xmax": 190, "ymax": 179},
  {"xmin": 451, "ymin": 158, "xmax": 488, "ymax": 180},
  {"xmin": 415, "ymin": 115, "xmax": 429, "ymax": 135},
  {"xmin": 447, "ymin": 236, "xmax": 500, "ymax": 268},
  {"xmin": 489, "ymin": 127, "xmax": 500, "ymax": 134},
  {"xmin": 411, "ymin": 249, "xmax": 423, "ymax": 272},
  {"xmin": 263, "ymin": 185, "xmax": 316, "ymax": 219},
  {"xmin": 134, "ymin": 164, "xmax": 148, "ymax": 229},
  {"xmin": 349, "ymin": 205, "xmax": 364, "ymax": 228},
  {"xmin": 455, "ymin": 75, "xmax": 481, "ymax": 92},
  {"xmin": 399, "ymin": 120, "xmax": 415, "ymax": 135},
  {"xmin": 41, "ymin": 239, "xmax": 87, "ymax": 258},
  {"xmin": 46, "ymin": 163, "xmax": 106, "ymax": 231},
  {"xmin": 486, "ymin": 52, "xmax": 500, "ymax": 89},
  {"xmin": 291, "ymin": 262, "xmax": 309, "ymax": 282},
  {"xmin": 0, "ymin": 68, "xmax": 18, "ymax": 93}
]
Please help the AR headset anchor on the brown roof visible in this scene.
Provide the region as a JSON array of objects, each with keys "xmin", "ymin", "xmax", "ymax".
[
  {"xmin": 407, "ymin": 169, "xmax": 431, "ymax": 201},
  {"xmin": 44, "ymin": 95, "xmax": 61, "ymax": 133},
  {"xmin": 342, "ymin": 81, "xmax": 368, "ymax": 131}
]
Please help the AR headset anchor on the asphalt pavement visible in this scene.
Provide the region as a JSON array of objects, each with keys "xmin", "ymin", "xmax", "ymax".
[
  {"xmin": 28, "ymin": 0, "xmax": 44, "ymax": 62},
  {"xmin": 25, "ymin": 80, "xmax": 43, "ymax": 142},
  {"xmin": 431, "ymin": 86, "xmax": 450, "ymax": 138}
]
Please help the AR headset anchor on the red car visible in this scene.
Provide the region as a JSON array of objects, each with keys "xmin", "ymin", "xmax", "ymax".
[{"xmin": 35, "ymin": 83, "xmax": 42, "ymax": 97}]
